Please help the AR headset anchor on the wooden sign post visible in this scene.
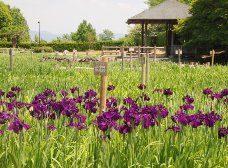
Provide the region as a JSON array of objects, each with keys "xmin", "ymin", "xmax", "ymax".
[
  {"xmin": 154, "ymin": 46, "xmax": 157, "ymax": 61},
  {"xmin": 121, "ymin": 47, "xmax": 124, "ymax": 71},
  {"xmin": 210, "ymin": 49, "xmax": 215, "ymax": 66},
  {"xmin": 9, "ymin": 48, "xmax": 15, "ymax": 70},
  {"xmin": 140, "ymin": 56, "xmax": 146, "ymax": 84},
  {"xmin": 176, "ymin": 49, "xmax": 182, "ymax": 65},
  {"xmin": 146, "ymin": 50, "xmax": 150, "ymax": 83},
  {"xmin": 129, "ymin": 47, "xmax": 134, "ymax": 70},
  {"xmin": 73, "ymin": 49, "xmax": 77, "ymax": 62},
  {"xmin": 94, "ymin": 57, "xmax": 108, "ymax": 113}
]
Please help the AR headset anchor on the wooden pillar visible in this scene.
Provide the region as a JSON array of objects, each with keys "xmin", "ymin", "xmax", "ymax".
[
  {"xmin": 146, "ymin": 50, "xmax": 150, "ymax": 83},
  {"xmin": 12, "ymin": 37, "xmax": 17, "ymax": 48},
  {"xmin": 141, "ymin": 56, "xmax": 146, "ymax": 85},
  {"xmin": 130, "ymin": 51, "xmax": 133, "ymax": 70},
  {"xmin": 145, "ymin": 23, "xmax": 148, "ymax": 46},
  {"xmin": 211, "ymin": 49, "xmax": 215, "ymax": 66},
  {"xmin": 141, "ymin": 22, "xmax": 145, "ymax": 47},
  {"xmin": 121, "ymin": 46, "xmax": 125, "ymax": 71},
  {"xmin": 170, "ymin": 25, "xmax": 174, "ymax": 57},
  {"xmin": 178, "ymin": 49, "xmax": 181, "ymax": 64},
  {"xmin": 165, "ymin": 23, "xmax": 168, "ymax": 56},
  {"xmin": 100, "ymin": 57, "xmax": 108, "ymax": 113},
  {"xmin": 154, "ymin": 46, "xmax": 157, "ymax": 61}
]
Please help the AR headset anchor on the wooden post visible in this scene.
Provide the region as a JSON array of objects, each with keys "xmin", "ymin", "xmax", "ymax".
[
  {"xmin": 9, "ymin": 48, "xmax": 15, "ymax": 70},
  {"xmin": 211, "ymin": 49, "xmax": 215, "ymax": 66},
  {"xmin": 12, "ymin": 37, "xmax": 17, "ymax": 48},
  {"xmin": 130, "ymin": 51, "xmax": 133, "ymax": 70},
  {"xmin": 178, "ymin": 49, "xmax": 181, "ymax": 65},
  {"xmin": 154, "ymin": 46, "xmax": 157, "ymax": 61},
  {"xmin": 141, "ymin": 55, "xmax": 146, "ymax": 84},
  {"xmin": 121, "ymin": 46, "xmax": 124, "ymax": 71},
  {"xmin": 138, "ymin": 46, "xmax": 141, "ymax": 58},
  {"xmin": 146, "ymin": 49, "xmax": 150, "ymax": 83},
  {"xmin": 99, "ymin": 57, "xmax": 108, "ymax": 113},
  {"xmin": 73, "ymin": 49, "xmax": 77, "ymax": 62}
]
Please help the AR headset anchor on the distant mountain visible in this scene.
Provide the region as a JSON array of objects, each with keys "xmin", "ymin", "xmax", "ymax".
[
  {"xmin": 30, "ymin": 30, "xmax": 125, "ymax": 42},
  {"xmin": 30, "ymin": 30, "xmax": 63, "ymax": 42}
]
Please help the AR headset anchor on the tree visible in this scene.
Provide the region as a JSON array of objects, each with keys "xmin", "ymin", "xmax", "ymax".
[
  {"xmin": 72, "ymin": 20, "xmax": 96, "ymax": 42},
  {"xmin": 0, "ymin": 1, "xmax": 30, "ymax": 42},
  {"xmin": 147, "ymin": 0, "xmax": 193, "ymax": 7},
  {"xmin": 175, "ymin": 0, "xmax": 228, "ymax": 48},
  {"xmin": 0, "ymin": 1, "xmax": 12, "ymax": 30},
  {"xmin": 56, "ymin": 33, "xmax": 72, "ymax": 42},
  {"xmin": 124, "ymin": 25, "xmax": 166, "ymax": 46},
  {"xmin": 9, "ymin": 7, "xmax": 30, "ymax": 42},
  {"xmin": 98, "ymin": 29, "xmax": 114, "ymax": 41}
]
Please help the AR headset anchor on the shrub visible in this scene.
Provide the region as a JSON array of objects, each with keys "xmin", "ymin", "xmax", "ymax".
[
  {"xmin": 33, "ymin": 46, "xmax": 53, "ymax": 53},
  {"xmin": 0, "ymin": 40, "xmax": 125, "ymax": 52}
]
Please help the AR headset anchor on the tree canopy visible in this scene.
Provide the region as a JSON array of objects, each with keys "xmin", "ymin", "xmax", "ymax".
[
  {"xmin": 98, "ymin": 29, "xmax": 114, "ymax": 41},
  {"xmin": 175, "ymin": 0, "xmax": 228, "ymax": 48},
  {"xmin": 0, "ymin": 1, "xmax": 30, "ymax": 42},
  {"xmin": 147, "ymin": 0, "xmax": 193, "ymax": 6},
  {"xmin": 0, "ymin": 1, "xmax": 12, "ymax": 30},
  {"xmin": 72, "ymin": 20, "xmax": 96, "ymax": 42}
]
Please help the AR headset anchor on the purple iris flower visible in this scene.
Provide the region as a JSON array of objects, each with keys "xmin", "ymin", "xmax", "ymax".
[
  {"xmin": 138, "ymin": 84, "xmax": 146, "ymax": 90},
  {"xmin": 79, "ymin": 115, "xmax": 86, "ymax": 123},
  {"xmin": 74, "ymin": 96, "xmax": 84, "ymax": 103},
  {"xmin": 70, "ymin": 87, "xmax": 79, "ymax": 94},
  {"xmin": 183, "ymin": 95, "xmax": 194, "ymax": 104},
  {"xmin": 171, "ymin": 112, "xmax": 189, "ymax": 125},
  {"xmin": 0, "ymin": 130, "xmax": 4, "ymax": 135},
  {"xmin": 211, "ymin": 93, "xmax": 222, "ymax": 101},
  {"xmin": 0, "ymin": 90, "xmax": 5, "ymax": 97},
  {"xmin": 106, "ymin": 97, "xmax": 118, "ymax": 109},
  {"xmin": 11, "ymin": 86, "xmax": 21, "ymax": 93},
  {"xmin": 160, "ymin": 108, "xmax": 169, "ymax": 118},
  {"xmin": 188, "ymin": 112, "xmax": 204, "ymax": 128},
  {"xmin": 204, "ymin": 111, "xmax": 222, "ymax": 127},
  {"xmin": 165, "ymin": 126, "xmax": 181, "ymax": 133},
  {"xmin": 224, "ymin": 98, "xmax": 228, "ymax": 104},
  {"xmin": 203, "ymin": 88, "xmax": 213, "ymax": 96},
  {"xmin": 140, "ymin": 94, "xmax": 150, "ymax": 101},
  {"xmin": 8, "ymin": 119, "xmax": 31, "ymax": 134},
  {"xmin": 123, "ymin": 97, "xmax": 136, "ymax": 106},
  {"xmin": 119, "ymin": 124, "xmax": 132, "ymax": 134},
  {"xmin": 48, "ymin": 124, "xmax": 56, "ymax": 131},
  {"xmin": 60, "ymin": 90, "xmax": 68, "ymax": 97},
  {"xmin": 142, "ymin": 114, "xmax": 152, "ymax": 129},
  {"xmin": 67, "ymin": 122, "xmax": 87, "ymax": 130},
  {"xmin": 84, "ymin": 90, "xmax": 97, "ymax": 99},
  {"xmin": 163, "ymin": 88, "xmax": 173, "ymax": 96},
  {"xmin": 220, "ymin": 89, "xmax": 228, "ymax": 98},
  {"xmin": 218, "ymin": 128, "xmax": 228, "ymax": 139},
  {"xmin": 0, "ymin": 112, "xmax": 11, "ymax": 124},
  {"xmin": 180, "ymin": 103, "xmax": 194, "ymax": 111},
  {"xmin": 43, "ymin": 89, "xmax": 56, "ymax": 97},
  {"xmin": 107, "ymin": 85, "xmax": 115, "ymax": 91},
  {"xmin": 95, "ymin": 109, "xmax": 121, "ymax": 132},
  {"xmin": 6, "ymin": 91, "xmax": 16, "ymax": 99},
  {"xmin": 84, "ymin": 100, "xmax": 97, "ymax": 113}
]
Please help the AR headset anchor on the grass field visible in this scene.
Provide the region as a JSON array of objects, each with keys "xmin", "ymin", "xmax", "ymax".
[{"xmin": 0, "ymin": 53, "xmax": 227, "ymax": 168}]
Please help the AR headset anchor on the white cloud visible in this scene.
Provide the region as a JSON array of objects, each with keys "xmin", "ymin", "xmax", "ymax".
[{"xmin": 2, "ymin": 0, "xmax": 147, "ymax": 34}]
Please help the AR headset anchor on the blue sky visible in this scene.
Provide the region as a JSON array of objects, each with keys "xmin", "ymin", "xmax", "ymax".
[{"xmin": 2, "ymin": 0, "xmax": 148, "ymax": 35}]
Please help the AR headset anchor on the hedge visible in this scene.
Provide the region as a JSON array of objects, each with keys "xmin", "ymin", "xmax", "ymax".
[{"xmin": 0, "ymin": 40, "xmax": 125, "ymax": 52}]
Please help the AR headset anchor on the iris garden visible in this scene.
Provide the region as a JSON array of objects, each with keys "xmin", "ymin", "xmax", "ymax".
[{"xmin": 0, "ymin": 53, "xmax": 227, "ymax": 168}]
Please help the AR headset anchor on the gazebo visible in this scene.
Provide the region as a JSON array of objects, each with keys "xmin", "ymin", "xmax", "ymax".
[{"xmin": 127, "ymin": 0, "xmax": 191, "ymax": 56}]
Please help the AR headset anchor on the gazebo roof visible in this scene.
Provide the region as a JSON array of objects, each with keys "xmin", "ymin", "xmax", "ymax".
[{"xmin": 127, "ymin": 0, "xmax": 191, "ymax": 24}]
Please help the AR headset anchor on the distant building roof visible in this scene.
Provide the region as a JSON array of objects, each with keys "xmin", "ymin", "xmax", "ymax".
[{"xmin": 127, "ymin": 0, "xmax": 191, "ymax": 24}]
